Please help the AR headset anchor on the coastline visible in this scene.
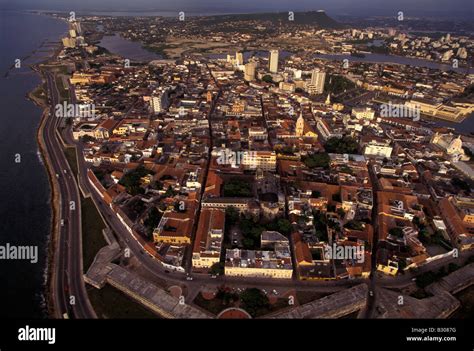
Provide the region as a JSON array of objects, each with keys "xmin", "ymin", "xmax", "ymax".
[
  {"xmin": 28, "ymin": 56, "xmax": 62, "ymax": 318},
  {"xmin": 314, "ymin": 53, "xmax": 472, "ymax": 72}
]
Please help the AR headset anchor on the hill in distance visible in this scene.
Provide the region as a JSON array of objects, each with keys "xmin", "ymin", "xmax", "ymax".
[{"xmin": 201, "ymin": 10, "xmax": 343, "ymax": 29}]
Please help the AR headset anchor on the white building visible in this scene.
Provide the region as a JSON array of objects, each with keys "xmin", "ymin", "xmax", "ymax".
[
  {"xmin": 307, "ymin": 69, "xmax": 326, "ymax": 95},
  {"xmin": 242, "ymin": 151, "xmax": 276, "ymax": 171},
  {"xmin": 352, "ymin": 107, "xmax": 375, "ymax": 120},
  {"xmin": 244, "ymin": 62, "xmax": 257, "ymax": 82},
  {"xmin": 364, "ymin": 140, "xmax": 393, "ymax": 158},
  {"xmin": 269, "ymin": 50, "xmax": 279, "ymax": 74}
]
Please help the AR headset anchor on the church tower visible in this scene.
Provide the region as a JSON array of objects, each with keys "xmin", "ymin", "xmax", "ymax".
[
  {"xmin": 325, "ymin": 93, "xmax": 331, "ymax": 105},
  {"xmin": 296, "ymin": 112, "xmax": 305, "ymax": 137}
]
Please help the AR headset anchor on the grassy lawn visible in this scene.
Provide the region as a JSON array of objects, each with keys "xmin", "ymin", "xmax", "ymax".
[
  {"xmin": 87, "ymin": 285, "xmax": 160, "ymax": 319},
  {"xmin": 55, "ymin": 74, "xmax": 69, "ymax": 103},
  {"xmin": 62, "ymin": 144, "xmax": 106, "ymax": 270},
  {"xmin": 81, "ymin": 196, "xmax": 107, "ymax": 271},
  {"xmin": 30, "ymin": 84, "xmax": 47, "ymax": 105},
  {"xmin": 64, "ymin": 147, "xmax": 78, "ymax": 176}
]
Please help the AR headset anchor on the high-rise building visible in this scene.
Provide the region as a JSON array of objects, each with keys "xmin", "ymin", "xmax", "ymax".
[
  {"xmin": 308, "ymin": 69, "xmax": 326, "ymax": 95},
  {"xmin": 244, "ymin": 62, "xmax": 257, "ymax": 82},
  {"xmin": 235, "ymin": 52, "xmax": 244, "ymax": 66},
  {"xmin": 150, "ymin": 89, "xmax": 170, "ymax": 114},
  {"xmin": 269, "ymin": 50, "xmax": 279, "ymax": 73},
  {"xmin": 73, "ymin": 21, "xmax": 82, "ymax": 35}
]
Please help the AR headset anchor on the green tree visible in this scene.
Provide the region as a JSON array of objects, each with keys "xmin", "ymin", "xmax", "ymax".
[
  {"xmin": 209, "ymin": 262, "xmax": 225, "ymax": 276},
  {"xmin": 389, "ymin": 227, "xmax": 404, "ymax": 238},
  {"xmin": 144, "ymin": 207, "xmax": 162, "ymax": 238},
  {"xmin": 303, "ymin": 152, "xmax": 330, "ymax": 169},
  {"xmin": 225, "ymin": 206, "xmax": 240, "ymax": 225},
  {"xmin": 119, "ymin": 165, "xmax": 152, "ymax": 195},
  {"xmin": 313, "ymin": 210, "xmax": 328, "ymax": 242},
  {"xmin": 223, "ymin": 179, "xmax": 253, "ymax": 197},
  {"xmin": 240, "ymin": 288, "xmax": 269, "ymax": 317},
  {"xmin": 262, "ymin": 75, "xmax": 273, "ymax": 83},
  {"xmin": 324, "ymin": 136, "xmax": 359, "ymax": 154},
  {"xmin": 324, "ymin": 74, "xmax": 355, "ymax": 94}
]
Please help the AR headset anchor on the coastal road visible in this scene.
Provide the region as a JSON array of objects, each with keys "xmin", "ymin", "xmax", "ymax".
[{"xmin": 43, "ymin": 70, "xmax": 96, "ymax": 319}]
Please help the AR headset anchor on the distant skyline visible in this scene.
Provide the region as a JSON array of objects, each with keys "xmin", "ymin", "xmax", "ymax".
[{"xmin": 1, "ymin": 0, "xmax": 473, "ymax": 19}]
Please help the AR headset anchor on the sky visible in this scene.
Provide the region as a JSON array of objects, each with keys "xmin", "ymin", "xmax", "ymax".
[{"xmin": 0, "ymin": 0, "xmax": 472, "ymax": 18}]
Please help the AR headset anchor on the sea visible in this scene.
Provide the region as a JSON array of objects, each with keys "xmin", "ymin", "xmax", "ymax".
[{"xmin": 0, "ymin": 10, "xmax": 67, "ymax": 318}]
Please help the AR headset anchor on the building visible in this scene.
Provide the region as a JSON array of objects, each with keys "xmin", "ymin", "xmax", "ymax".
[
  {"xmin": 269, "ymin": 50, "xmax": 279, "ymax": 73},
  {"xmin": 307, "ymin": 69, "xmax": 326, "ymax": 95},
  {"xmin": 242, "ymin": 151, "xmax": 277, "ymax": 171},
  {"xmin": 153, "ymin": 212, "xmax": 193, "ymax": 245},
  {"xmin": 316, "ymin": 117, "xmax": 343, "ymax": 140},
  {"xmin": 352, "ymin": 107, "xmax": 375, "ymax": 120},
  {"xmin": 235, "ymin": 51, "xmax": 244, "ymax": 66},
  {"xmin": 431, "ymin": 133, "xmax": 467, "ymax": 160},
  {"xmin": 295, "ymin": 112, "xmax": 318, "ymax": 138},
  {"xmin": 202, "ymin": 197, "xmax": 253, "ymax": 212},
  {"xmin": 406, "ymin": 99, "xmax": 474, "ymax": 122},
  {"xmin": 439, "ymin": 197, "xmax": 474, "ymax": 251},
  {"xmin": 244, "ymin": 62, "xmax": 257, "ymax": 82},
  {"xmin": 248, "ymin": 127, "xmax": 268, "ymax": 141},
  {"xmin": 225, "ymin": 231, "xmax": 293, "ymax": 279},
  {"xmin": 71, "ymin": 20, "xmax": 82, "ymax": 35},
  {"xmin": 364, "ymin": 140, "xmax": 393, "ymax": 158},
  {"xmin": 150, "ymin": 89, "xmax": 170, "ymax": 114},
  {"xmin": 192, "ymin": 209, "xmax": 225, "ymax": 270},
  {"xmin": 279, "ymin": 81, "xmax": 295, "ymax": 93},
  {"xmin": 62, "ymin": 37, "xmax": 76, "ymax": 48}
]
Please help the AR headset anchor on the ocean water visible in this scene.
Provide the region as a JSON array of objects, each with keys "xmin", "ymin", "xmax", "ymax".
[{"xmin": 0, "ymin": 10, "xmax": 67, "ymax": 318}]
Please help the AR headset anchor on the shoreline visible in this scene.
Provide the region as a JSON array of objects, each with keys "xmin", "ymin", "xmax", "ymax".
[
  {"xmin": 24, "ymin": 11, "xmax": 70, "ymax": 319},
  {"xmin": 35, "ymin": 103, "xmax": 61, "ymax": 319},
  {"xmin": 28, "ymin": 50, "xmax": 64, "ymax": 319},
  {"xmin": 314, "ymin": 53, "xmax": 472, "ymax": 72}
]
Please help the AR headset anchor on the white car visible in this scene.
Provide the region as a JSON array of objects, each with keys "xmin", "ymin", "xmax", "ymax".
[{"xmin": 60, "ymin": 219, "xmax": 64, "ymax": 226}]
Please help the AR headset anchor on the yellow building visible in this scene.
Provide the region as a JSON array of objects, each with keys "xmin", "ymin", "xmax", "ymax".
[
  {"xmin": 296, "ymin": 113, "xmax": 318, "ymax": 138},
  {"xmin": 153, "ymin": 213, "xmax": 192, "ymax": 245},
  {"xmin": 69, "ymin": 72, "xmax": 93, "ymax": 85},
  {"xmin": 377, "ymin": 260, "xmax": 399, "ymax": 276}
]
